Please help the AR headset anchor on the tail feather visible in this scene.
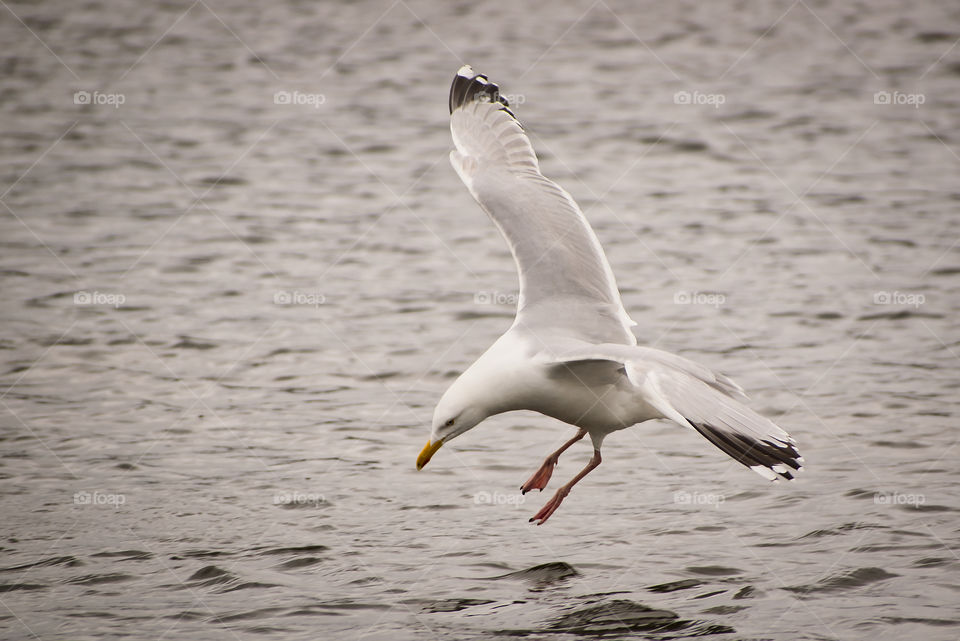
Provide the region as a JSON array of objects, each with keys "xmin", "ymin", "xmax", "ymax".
[
  {"xmin": 632, "ymin": 364, "xmax": 804, "ymax": 482},
  {"xmin": 692, "ymin": 422, "xmax": 801, "ymax": 481}
]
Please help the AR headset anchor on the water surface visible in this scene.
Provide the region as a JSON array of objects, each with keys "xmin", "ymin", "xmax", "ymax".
[{"xmin": 1, "ymin": 1, "xmax": 959, "ymax": 639}]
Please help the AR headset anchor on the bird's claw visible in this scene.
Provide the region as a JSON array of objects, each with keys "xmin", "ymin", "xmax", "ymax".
[
  {"xmin": 528, "ymin": 488, "xmax": 568, "ymax": 525},
  {"xmin": 520, "ymin": 458, "xmax": 556, "ymax": 495}
]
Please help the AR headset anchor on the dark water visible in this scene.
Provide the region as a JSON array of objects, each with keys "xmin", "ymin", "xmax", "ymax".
[{"xmin": 2, "ymin": 0, "xmax": 959, "ymax": 639}]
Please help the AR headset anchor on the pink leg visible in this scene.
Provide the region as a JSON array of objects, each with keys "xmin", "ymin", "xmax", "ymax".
[
  {"xmin": 520, "ymin": 429, "xmax": 587, "ymax": 494},
  {"xmin": 530, "ymin": 448, "xmax": 602, "ymax": 525}
]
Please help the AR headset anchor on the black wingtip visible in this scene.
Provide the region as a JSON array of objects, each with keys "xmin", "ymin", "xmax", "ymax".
[
  {"xmin": 449, "ymin": 65, "xmax": 514, "ymax": 116},
  {"xmin": 692, "ymin": 422, "xmax": 803, "ymax": 481}
]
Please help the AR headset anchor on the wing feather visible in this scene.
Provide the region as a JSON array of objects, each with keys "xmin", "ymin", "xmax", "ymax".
[{"xmin": 448, "ymin": 66, "xmax": 635, "ymax": 345}]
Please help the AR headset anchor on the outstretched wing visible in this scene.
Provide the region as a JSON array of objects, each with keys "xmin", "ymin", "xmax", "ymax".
[
  {"xmin": 448, "ymin": 66, "xmax": 636, "ymax": 346},
  {"xmin": 548, "ymin": 343, "xmax": 803, "ymax": 481}
]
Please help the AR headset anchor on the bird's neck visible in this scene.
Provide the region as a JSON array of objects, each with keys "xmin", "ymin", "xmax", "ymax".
[{"xmin": 454, "ymin": 332, "xmax": 536, "ymax": 418}]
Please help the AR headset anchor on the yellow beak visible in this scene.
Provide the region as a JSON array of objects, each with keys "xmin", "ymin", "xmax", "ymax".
[{"xmin": 416, "ymin": 439, "xmax": 443, "ymax": 470}]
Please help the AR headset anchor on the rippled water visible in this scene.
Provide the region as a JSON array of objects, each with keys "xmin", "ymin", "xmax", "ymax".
[{"xmin": 2, "ymin": 1, "xmax": 959, "ymax": 639}]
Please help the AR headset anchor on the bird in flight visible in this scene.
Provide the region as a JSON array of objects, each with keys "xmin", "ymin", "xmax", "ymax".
[{"xmin": 416, "ymin": 66, "xmax": 802, "ymax": 525}]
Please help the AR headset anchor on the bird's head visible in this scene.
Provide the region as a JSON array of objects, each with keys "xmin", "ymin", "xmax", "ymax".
[{"xmin": 416, "ymin": 380, "xmax": 489, "ymax": 470}]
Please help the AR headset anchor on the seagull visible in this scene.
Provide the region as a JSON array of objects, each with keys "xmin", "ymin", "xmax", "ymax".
[{"xmin": 416, "ymin": 66, "xmax": 803, "ymax": 525}]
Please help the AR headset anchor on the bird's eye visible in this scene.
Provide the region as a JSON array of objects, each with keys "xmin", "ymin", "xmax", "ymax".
[{"xmin": 444, "ymin": 418, "xmax": 455, "ymax": 427}]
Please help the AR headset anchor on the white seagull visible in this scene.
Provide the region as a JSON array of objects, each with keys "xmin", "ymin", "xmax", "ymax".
[{"xmin": 416, "ymin": 66, "xmax": 803, "ymax": 524}]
